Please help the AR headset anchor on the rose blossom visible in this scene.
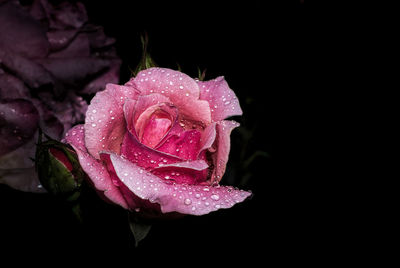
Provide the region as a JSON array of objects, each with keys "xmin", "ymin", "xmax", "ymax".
[
  {"xmin": 64, "ymin": 67, "xmax": 251, "ymax": 216},
  {"xmin": 0, "ymin": 0, "xmax": 120, "ymax": 192}
]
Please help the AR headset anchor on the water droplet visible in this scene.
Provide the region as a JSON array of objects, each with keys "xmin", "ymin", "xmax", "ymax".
[
  {"xmin": 184, "ymin": 198, "xmax": 192, "ymax": 205},
  {"xmin": 215, "ymin": 204, "xmax": 221, "ymax": 209},
  {"xmin": 205, "ymin": 202, "xmax": 210, "ymax": 206},
  {"xmin": 92, "ymin": 109, "xmax": 97, "ymax": 113},
  {"xmin": 191, "ymin": 206, "xmax": 196, "ymax": 211},
  {"xmin": 195, "ymin": 193, "xmax": 201, "ymax": 198},
  {"xmin": 211, "ymin": 194, "xmax": 220, "ymax": 201},
  {"xmin": 185, "ymin": 93, "xmax": 189, "ymax": 96},
  {"xmin": 179, "ymin": 85, "xmax": 184, "ymax": 89},
  {"xmin": 111, "ymin": 117, "xmax": 115, "ymax": 120},
  {"xmin": 165, "ymin": 176, "xmax": 170, "ymax": 180},
  {"xmin": 91, "ymin": 123, "xmax": 96, "ymax": 127},
  {"xmin": 203, "ymin": 187, "xmax": 210, "ymax": 192}
]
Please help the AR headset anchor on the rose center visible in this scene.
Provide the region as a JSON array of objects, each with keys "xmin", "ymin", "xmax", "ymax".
[{"xmin": 140, "ymin": 110, "xmax": 172, "ymax": 148}]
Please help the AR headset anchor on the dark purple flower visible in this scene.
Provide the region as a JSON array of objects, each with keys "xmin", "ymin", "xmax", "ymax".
[{"xmin": 0, "ymin": 0, "xmax": 121, "ymax": 192}]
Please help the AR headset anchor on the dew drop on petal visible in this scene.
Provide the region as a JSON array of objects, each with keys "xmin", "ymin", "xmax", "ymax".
[
  {"xmin": 211, "ymin": 194, "xmax": 220, "ymax": 201},
  {"xmin": 184, "ymin": 198, "xmax": 192, "ymax": 205}
]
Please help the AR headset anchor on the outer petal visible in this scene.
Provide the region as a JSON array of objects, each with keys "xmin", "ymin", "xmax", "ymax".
[
  {"xmin": 84, "ymin": 83, "xmax": 139, "ymax": 159},
  {"xmin": 151, "ymin": 160, "xmax": 209, "ymax": 185},
  {"xmin": 108, "ymin": 153, "xmax": 251, "ymax": 216},
  {"xmin": 131, "ymin": 68, "xmax": 211, "ymax": 125},
  {"xmin": 198, "ymin": 77, "xmax": 242, "ymax": 122},
  {"xmin": 211, "ymin": 120, "xmax": 240, "ymax": 183},
  {"xmin": 64, "ymin": 125, "xmax": 128, "ymax": 208}
]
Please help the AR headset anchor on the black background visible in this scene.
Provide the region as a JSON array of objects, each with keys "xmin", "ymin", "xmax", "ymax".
[{"xmin": 1, "ymin": 0, "xmax": 308, "ymax": 265}]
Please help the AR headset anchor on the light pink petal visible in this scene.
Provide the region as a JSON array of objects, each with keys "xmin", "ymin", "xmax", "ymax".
[
  {"xmin": 131, "ymin": 67, "xmax": 212, "ymax": 125},
  {"xmin": 64, "ymin": 125, "xmax": 128, "ymax": 209},
  {"xmin": 84, "ymin": 83, "xmax": 139, "ymax": 159},
  {"xmin": 156, "ymin": 129, "xmax": 201, "ymax": 161},
  {"xmin": 108, "ymin": 153, "xmax": 251, "ymax": 216},
  {"xmin": 121, "ymin": 131, "xmax": 183, "ymax": 170},
  {"xmin": 198, "ymin": 77, "xmax": 242, "ymax": 122},
  {"xmin": 131, "ymin": 93, "xmax": 171, "ymax": 126},
  {"xmin": 211, "ymin": 120, "xmax": 240, "ymax": 184},
  {"xmin": 151, "ymin": 160, "xmax": 209, "ymax": 185},
  {"xmin": 198, "ymin": 122, "xmax": 217, "ymax": 155},
  {"xmin": 134, "ymin": 102, "xmax": 178, "ymax": 148}
]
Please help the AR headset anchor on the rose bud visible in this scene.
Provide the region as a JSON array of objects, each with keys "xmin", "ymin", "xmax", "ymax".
[{"xmin": 35, "ymin": 138, "xmax": 85, "ymax": 201}]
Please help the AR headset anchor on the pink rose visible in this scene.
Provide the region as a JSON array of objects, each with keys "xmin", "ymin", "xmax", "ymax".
[{"xmin": 64, "ymin": 67, "xmax": 251, "ymax": 216}]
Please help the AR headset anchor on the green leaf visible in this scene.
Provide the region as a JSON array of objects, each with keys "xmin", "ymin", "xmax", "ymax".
[
  {"xmin": 133, "ymin": 33, "xmax": 157, "ymax": 76},
  {"xmin": 128, "ymin": 212, "xmax": 152, "ymax": 247}
]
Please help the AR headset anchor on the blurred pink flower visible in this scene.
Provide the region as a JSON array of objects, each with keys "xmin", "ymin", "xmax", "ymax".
[{"xmin": 0, "ymin": 0, "xmax": 121, "ymax": 192}]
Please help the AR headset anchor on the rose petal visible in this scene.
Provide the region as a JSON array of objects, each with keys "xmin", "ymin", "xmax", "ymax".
[
  {"xmin": 84, "ymin": 83, "xmax": 139, "ymax": 159},
  {"xmin": 46, "ymin": 29, "xmax": 79, "ymax": 51},
  {"xmin": 134, "ymin": 102, "xmax": 178, "ymax": 148},
  {"xmin": 107, "ymin": 153, "xmax": 251, "ymax": 216},
  {"xmin": 81, "ymin": 59, "xmax": 121, "ymax": 95},
  {"xmin": 198, "ymin": 76, "xmax": 242, "ymax": 122},
  {"xmin": 0, "ymin": 99, "xmax": 39, "ymax": 157},
  {"xmin": 0, "ymin": 73, "xmax": 31, "ymax": 99},
  {"xmin": 0, "ymin": 1, "xmax": 49, "ymax": 58},
  {"xmin": 151, "ymin": 160, "xmax": 209, "ymax": 185},
  {"xmin": 198, "ymin": 122, "xmax": 217, "ymax": 155},
  {"xmin": 210, "ymin": 120, "xmax": 240, "ymax": 183},
  {"xmin": 100, "ymin": 153, "xmax": 160, "ymax": 212},
  {"xmin": 48, "ymin": 33, "xmax": 90, "ymax": 58},
  {"xmin": 131, "ymin": 68, "xmax": 211, "ymax": 125},
  {"xmin": 64, "ymin": 125, "xmax": 128, "ymax": 208},
  {"xmin": 121, "ymin": 131, "xmax": 182, "ymax": 170},
  {"xmin": 156, "ymin": 129, "xmax": 202, "ymax": 161},
  {"xmin": 37, "ymin": 57, "xmax": 108, "ymax": 86},
  {"xmin": 0, "ymin": 47, "xmax": 53, "ymax": 89},
  {"xmin": 0, "ymin": 167, "xmax": 45, "ymax": 193},
  {"xmin": 131, "ymin": 93, "xmax": 171, "ymax": 129},
  {"xmin": 40, "ymin": 0, "xmax": 88, "ymax": 30}
]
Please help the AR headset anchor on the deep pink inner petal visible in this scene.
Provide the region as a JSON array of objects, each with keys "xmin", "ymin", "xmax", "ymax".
[
  {"xmin": 141, "ymin": 114, "xmax": 172, "ymax": 148},
  {"xmin": 156, "ymin": 129, "xmax": 201, "ymax": 161},
  {"xmin": 121, "ymin": 131, "xmax": 183, "ymax": 171}
]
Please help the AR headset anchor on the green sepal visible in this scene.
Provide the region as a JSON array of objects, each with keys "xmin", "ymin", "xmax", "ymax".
[
  {"xmin": 133, "ymin": 33, "xmax": 157, "ymax": 76},
  {"xmin": 128, "ymin": 212, "xmax": 152, "ymax": 247},
  {"xmin": 35, "ymin": 132, "xmax": 85, "ymax": 202}
]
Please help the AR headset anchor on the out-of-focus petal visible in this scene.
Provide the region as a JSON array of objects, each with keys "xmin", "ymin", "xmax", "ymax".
[
  {"xmin": 0, "ymin": 1, "xmax": 49, "ymax": 58},
  {"xmin": 0, "ymin": 73, "xmax": 31, "ymax": 99},
  {"xmin": 0, "ymin": 99, "xmax": 39, "ymax": 157}
]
